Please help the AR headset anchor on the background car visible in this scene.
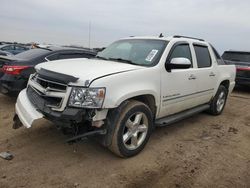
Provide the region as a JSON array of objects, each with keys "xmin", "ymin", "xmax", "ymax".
[
  {"xmin": 0, "ymin": 46, "xmax": 97, "ymax": 95},
  {"xmin": 0, "ymin": 44, "xmax": 29, "ymax": 55},
  {"xmin": 222, "ymin": 50, "xmax": 250, "ymax": 87}
]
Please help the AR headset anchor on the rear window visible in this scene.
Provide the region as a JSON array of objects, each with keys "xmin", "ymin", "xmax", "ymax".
[
  {"xmin": 15, "ymin": 48, "xmax": 50, "ymax": 60},
  {"xmin": 222, "ymin": 52, "xmax": 250, "ymax": 63}
]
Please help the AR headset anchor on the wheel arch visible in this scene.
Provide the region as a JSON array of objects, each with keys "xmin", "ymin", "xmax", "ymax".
[
  {"xmin": 102, "ymin": 94, "xmax": 157, "ymax": 148},
  {"xmin": 129, "ymin": 94, "xmax": 157, "ymax": 118},
  {"xmin": 114, "ymin": 93, "xmax": 158, "ymax": 118},
  {"xmin": 220, "ymin": 80, "xmax": 230, "ymax": 90}
]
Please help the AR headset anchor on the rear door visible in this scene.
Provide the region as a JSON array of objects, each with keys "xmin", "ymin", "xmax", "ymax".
[{"xmin": 192, "ymin": 44, "xmax": 218, "ymax": 104}]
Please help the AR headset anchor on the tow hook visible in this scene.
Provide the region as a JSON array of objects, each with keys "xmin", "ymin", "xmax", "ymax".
[
  {"xmin": 66, "ymin": 129, "xmax": 107, "ymax": 144},
  {"xmin": 13, "ymin": 114, "xmax": 23, "ymax": 129}
]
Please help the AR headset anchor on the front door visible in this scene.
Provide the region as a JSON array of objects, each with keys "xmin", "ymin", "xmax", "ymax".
[{"xmin": 159, "ymin": 42, "xmax": 200, "ymax": 118}]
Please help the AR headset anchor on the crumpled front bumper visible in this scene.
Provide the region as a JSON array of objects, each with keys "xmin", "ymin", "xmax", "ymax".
[
  {"xmin": 15, "ymin": 87, "xmax": 108, "ymax": 129},
  {"xmin": 15, "ymin": 88, "xmax": 89, "ymax": 128},
  {"xmin": 15, "ymin": 89, "xmax": 44, "ymax": 128}
]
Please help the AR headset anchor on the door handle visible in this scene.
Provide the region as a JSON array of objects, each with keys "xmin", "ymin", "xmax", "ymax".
[
  {"xmin": 209, "ymin": 72, "xmax": 216, "ymax": 77},
  {"xmin": 188, "ymin": 74, "xmax": 196, "ymax": 80}
]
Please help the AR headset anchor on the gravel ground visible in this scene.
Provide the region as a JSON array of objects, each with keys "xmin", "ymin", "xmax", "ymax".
[{"xmin": 0, "ymin": 87, "xmax": 250, "ymax": 188}]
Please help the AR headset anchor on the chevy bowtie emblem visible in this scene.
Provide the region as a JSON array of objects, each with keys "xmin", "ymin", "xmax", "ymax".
[{"xmin": 44, "ymin": 87, "xmax": 50, "ymax": 94}]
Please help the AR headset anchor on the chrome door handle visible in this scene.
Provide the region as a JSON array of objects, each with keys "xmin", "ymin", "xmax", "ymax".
[
  {"xmin": 188, "ymin": 74, "xmax": 196, "ymax": 80},
  {"xmin": 209, "ymin": 72, "xmax": 216, "ymax": 77}
]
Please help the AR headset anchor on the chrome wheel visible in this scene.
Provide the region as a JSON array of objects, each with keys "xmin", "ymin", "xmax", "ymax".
[
  {"xmin": 122, "ymin": 112, "xmax": 148, "ymax": 150},
  {"xmin": 216, "ymin": 91, "xmax": 226, "ymax": 112}
]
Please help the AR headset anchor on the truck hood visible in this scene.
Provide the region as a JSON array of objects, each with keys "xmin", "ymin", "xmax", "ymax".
[{"xmin": 35, "ymin": 58, "xmax": 144, "ymax": 85}]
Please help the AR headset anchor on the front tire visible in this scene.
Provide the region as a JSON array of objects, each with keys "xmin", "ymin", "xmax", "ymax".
[
  {"xmin": 109, "ymin": 100, "xmax": 153, "ymax": 158},
  {"xmin": 208, "ymin": 85, "xmax": 228, "ymax": 115}
]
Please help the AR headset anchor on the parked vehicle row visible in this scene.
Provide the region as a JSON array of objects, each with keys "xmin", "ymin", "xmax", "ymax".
[
  {"xmin": 222, "ymin": 50, "xmax": 250, "ymax": 86},
  {"xmin": 12, "ymin": 35, "xmax": 236, "ymax": 157},
  {"xmin": 0, "ymin": 44, "xmax": 29, "ymax": 55},
  {"xmin": 0, "ymin": 47, "xmax": 97, "ymax": 95}
]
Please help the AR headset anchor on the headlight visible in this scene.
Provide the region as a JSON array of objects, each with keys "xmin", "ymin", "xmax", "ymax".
[{"xmin": 68, "ymin": 87, "xmax": 105, "ymax": 108}]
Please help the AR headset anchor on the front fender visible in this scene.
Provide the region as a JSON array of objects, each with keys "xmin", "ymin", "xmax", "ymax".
[
  {"xmin": 89, "ymin": 67, "xmax": 161, "ymax": 111},
  {"xmin": 114, "ymin": 90, "xmax": 158, "ymax": 108}
]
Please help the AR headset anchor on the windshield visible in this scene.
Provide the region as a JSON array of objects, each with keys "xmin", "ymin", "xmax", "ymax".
[
  {"xmin": 15, "ymin": 48, "xmax": 51, "ymax": 60},
  {"xmin": 97, "ymin": 39, "xmax": 168, "ymax": 66},
  {"xmin": 222, "ymin": 52, "xmax": 250, "ymax": 63}
]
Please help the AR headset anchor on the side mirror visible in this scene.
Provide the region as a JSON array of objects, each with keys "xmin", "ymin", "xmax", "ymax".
[{"xmin": 166, "ymin": 57, "xmax": 191, "ymax": 71}]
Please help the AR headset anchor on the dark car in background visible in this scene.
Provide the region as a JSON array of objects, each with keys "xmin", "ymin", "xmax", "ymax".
[
  {"xmin": 0, "ymin": 44, "xmax": 29, "ymax": 55},
  {"xmin": 0, "ymin": 47, "xmax": 97, "ymax": 95},
  {"xmin": 222, "ymin": 50, "xmax": 250, "ymax": 86}
]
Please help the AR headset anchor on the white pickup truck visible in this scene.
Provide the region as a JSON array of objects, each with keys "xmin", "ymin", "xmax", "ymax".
[{"xmin": 13, "ymin": 35, "xmax": 236, "ymax": 157}]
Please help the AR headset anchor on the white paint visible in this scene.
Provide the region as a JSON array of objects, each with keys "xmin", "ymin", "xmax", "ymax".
[{"xmin": 16, "ymin": 36, "xmax": 236, "ymax": 128}]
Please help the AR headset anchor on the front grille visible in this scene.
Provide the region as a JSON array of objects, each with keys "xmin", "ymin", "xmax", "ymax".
[
  {"xmin": 27, "ymin": 86, "xmax": 63, "ymax": 110},
  {"xmin": 27, "ymin": 73, "xmax": 69, "ymax": 111},
  {"xmin": 33, "ymin": 74, "xmax": 67, "ymax": 92}
]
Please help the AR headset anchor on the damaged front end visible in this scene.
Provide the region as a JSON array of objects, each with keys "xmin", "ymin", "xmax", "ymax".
[{"xmin": 14, "ymin": 69, "xmax": 109, "ymax": 143}]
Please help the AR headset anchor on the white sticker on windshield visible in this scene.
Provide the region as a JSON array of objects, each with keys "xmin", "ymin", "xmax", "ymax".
[{"xmin": 145, "ymin": 49, "xmax": 158, "ymax": 62}]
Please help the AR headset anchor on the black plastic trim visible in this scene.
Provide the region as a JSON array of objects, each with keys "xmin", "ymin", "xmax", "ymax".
[
  {"xmin": 173, "ymin": 35, "xmax": 205, "ymax": 41},
  {"xmin": 163, "ymin": 88, "xmax": 214, "ymax": 102},
  {"xmin": 37, "ymin": 68, "xmax": 79, "ymax": 84}
]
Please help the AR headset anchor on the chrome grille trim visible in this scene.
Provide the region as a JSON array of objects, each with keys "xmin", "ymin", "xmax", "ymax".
[
  {"xmin": 34, "ymin": 75, "xmax": 67, "ymax": 87},
  {"xmin": 27, "ymin": 73, "xmax": 72, "ymax": 112}
]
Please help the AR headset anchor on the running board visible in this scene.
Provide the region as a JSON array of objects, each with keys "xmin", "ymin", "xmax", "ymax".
[{"xmin": 155, "ymin": 104, "xmax": 210, "ymax": 127}]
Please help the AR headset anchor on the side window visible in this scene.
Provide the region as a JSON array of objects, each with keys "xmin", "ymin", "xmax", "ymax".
[
  {"xmin": 15, "ymin": 46, "xmax": 25, "ymax": 50},
  {"xmin": 194, "ymin": 45, "xmax": 211, "ymax": 68},
  {"xmin": 45, "ymin": 53, "xmax": 58, "ymax": 61},
  {"xmin": 169, "ymin": 44, "xmax": 192, "ymax": 65},
  {"xmin": 2, "ymin": 45, "xmax": 14, "ymax": 50}
]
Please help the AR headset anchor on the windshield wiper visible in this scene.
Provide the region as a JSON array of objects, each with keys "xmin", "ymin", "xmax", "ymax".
[{"xmin": 108, "ymin": 58, "xmax": 138, "ymax": 65}]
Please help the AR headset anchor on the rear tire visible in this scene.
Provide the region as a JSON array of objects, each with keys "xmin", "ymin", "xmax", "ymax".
[
  {"xmin": 108, "ymin": 100, "xmax": 153, "ymax": 158},
  {"xmin": 208, "ymin": 85, "xmax": 228, "ymax": 115}
]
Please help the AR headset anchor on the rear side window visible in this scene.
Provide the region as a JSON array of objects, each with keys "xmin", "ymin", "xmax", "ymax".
[
  {"xmin": 169, "ymin": 44, "xmax": 192, "ymax": 64},
  {"xmin": 15, "ymin": 46, "xmax": 26, "ymax": 50},
  {"xmin": 211, "ymin": 45, "xmax": 225, "ymax": 65},
  {"xmin": 2, "ymin": 45, "xmax": 14, "ymax": 50},
  {"xmin": 194, "ymin": 45, "xmax": 211, "ymax": 68}
]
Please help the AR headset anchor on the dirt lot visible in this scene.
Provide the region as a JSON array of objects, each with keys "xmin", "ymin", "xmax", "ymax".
[{"xmin": 0, "ymin": 87, "xmax": 250, "ymax": 188}]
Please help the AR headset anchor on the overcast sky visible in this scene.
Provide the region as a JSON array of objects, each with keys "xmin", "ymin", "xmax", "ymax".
[{"xmin": 1, "ymin": 0, "xmax": 250, "ymax": 53}]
